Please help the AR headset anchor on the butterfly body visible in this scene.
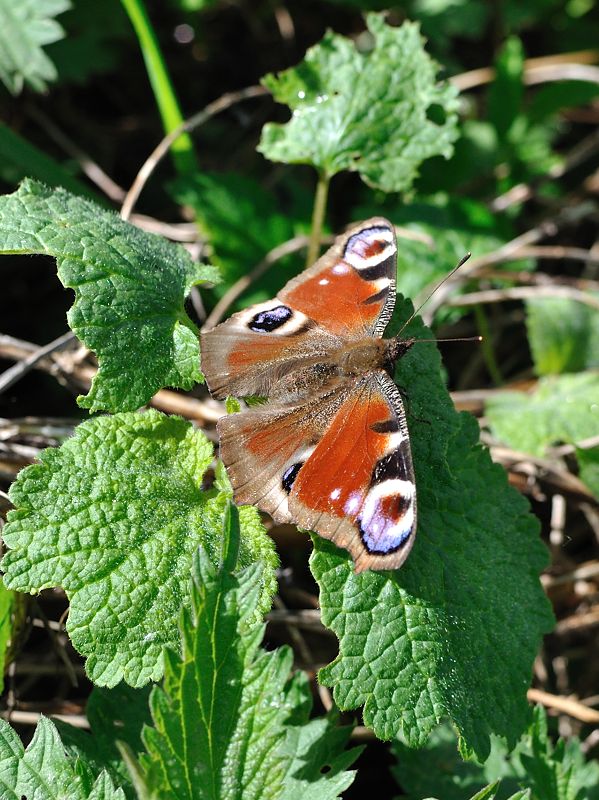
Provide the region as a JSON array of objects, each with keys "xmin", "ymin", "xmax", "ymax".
[{"xmin": 201, "ymin": 218, "xmax": 418, "ymax": 572}]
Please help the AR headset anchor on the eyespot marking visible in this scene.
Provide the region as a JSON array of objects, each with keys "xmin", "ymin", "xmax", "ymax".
[
  {"xmin": 249, "ymin": 305, "xmax": 293, "ymax": 332},
  {"xmin": 282, "ymin": 462, "xmax": 303, "ymax": 493},
  {"xmin": 357, "ymin": 479, "xmax": 415, "ymax": 554}
]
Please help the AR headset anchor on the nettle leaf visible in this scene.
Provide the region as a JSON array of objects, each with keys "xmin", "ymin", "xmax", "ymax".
[
  {"xmin": 520, "ymin": 706, "xmax": 599, "ymax": 800},
  {"xmin": 0, "ymin": 179, "xmax": 219, "ymax": 413},
  {"xmin": 311, "ymin": 300, "xmax": 553, "ymax": 760},
  {"xmin": 138, "ymin": 542, "xmax": 359, "ymax": 800},
  {"xmin": 486, "ymin": 373, "xmax": 599, "ymax": 458},
  {"xmin": 0, "ymin": 0, "xmax": 69, "ymax": 95},
  {"xmin": 526, "ymin": 297, "xmax": 599, "ymax": 375},
  {"xmin": 259, "ymin": 14, "xmax": 459, "ymax": 192},
  {"xmin": 0, "ymin": 716, "xmax": 125, "ymax": 799},
  {"xmin": 56, "ymin": 684, "xmax": 152, "ymax": 799},
  {"xmin": 1, "ymin": 410, "xmax": 278, "ymax": 686}
]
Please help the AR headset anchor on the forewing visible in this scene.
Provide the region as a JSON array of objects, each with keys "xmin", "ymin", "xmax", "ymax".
[
  {"xmin": 288, "ymin": 372, "xmax": 416, "ymax": 572},
  {"xmin": 200, "ymin": 301, "xmax": 341, "ymax": 399},
  {"xmin": 279, "ymin": 217, "xmax": 397, "ymax": 339}
]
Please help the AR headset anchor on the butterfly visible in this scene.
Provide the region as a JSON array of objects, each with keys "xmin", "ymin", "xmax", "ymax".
[{"xmin": 201, "ymin": 218, "xmax": 419, "ymax": 572}]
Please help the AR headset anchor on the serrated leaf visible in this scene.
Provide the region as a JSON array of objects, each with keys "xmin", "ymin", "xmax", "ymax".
[
  {"xmin": 259, "ymin": 15, "xmax": 459, "ymax": 192},
  {"xmin": 392, "ymin": 722, "xmax": 526, "ymax": 800},
  {"xmin": 57, "ymin": 684, "xmax": 152, "ymax": 799},
  {"xmin": 311, "ymin": 300, "xmax": 553, "ymax": 760},
  {"xmin": 0, "ymin": 179, "xmax": 219, "ymax": 412},
  {"xmin": 486, "ymin": 373, "xmax": 599, "ymax": 458},
  {"xmin": 137, "ymin": 542, "xmax": 359, "ymax": 800},
  {"xmin": 1, "ymin": 410, "xmax": 278, "ymax": 686},
  {"xmin": 526, "ymin": 297, "xmax": 599, "ymax": 375},
  {"xmin": 0, "ymin": 0, "xmax": 69, "ymax": 95},
  {"xmin": 0, "ymin": 716, "xmax": 125, "ymax": 799}
]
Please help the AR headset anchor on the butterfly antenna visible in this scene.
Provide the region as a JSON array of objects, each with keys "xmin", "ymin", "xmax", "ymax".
[
  {"xmin": 397, "ymin": 252, "xmax": 471, "ymax": 337},
  {"xmin": 413, "ymin": 336, "xmax": 482, "ymax": 344}
]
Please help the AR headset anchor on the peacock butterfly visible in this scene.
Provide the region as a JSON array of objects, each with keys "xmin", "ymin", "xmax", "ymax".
[{"xmin": 201, "ymin": 218, "xmax": 420, "ymax": 572}]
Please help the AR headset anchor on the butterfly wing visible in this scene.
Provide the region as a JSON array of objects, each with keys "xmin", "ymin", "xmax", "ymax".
[
  {"xmin": 278, "ymin": 217, "xmax": 397, "ymax": 339},
  {"xmin": 218, "ymin": 371, "xmax": 416, "ymax": 572},
  {"xmin": 200, "ymin": 218, "xmax": 397, "ymax": 399},
  {"xmin": 217, "ymin": 382, "xmax": 352, "ymax": 523},
  {"xmin": 288, "ymin": 371, "xmax": 416, "ymax": 572}
]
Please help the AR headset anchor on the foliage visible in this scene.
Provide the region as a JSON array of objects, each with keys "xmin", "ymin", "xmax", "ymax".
[
  {"xmin": 259, "ymin": 14, "xmax": 459, "ymax": 191},
  {"xmin": 526, "ymin": 297, "xmax": 599, "ymax": 376},
  {"xmin": 0, "ymin": 716, "xmax": 126, "ymax": 799},
  {"xmin": 0, "ymin": 536, "xmax": 360, "ymax": 800},
  {"xmin": 0, "ymin": 0, "xmax": 69, "ymax": 95},
  {"xmin": 393, "ymin": 706, "xmax": 599, "ymax": 800},
  {"xmin": 0, "ymin": 180, "xmax": 218, "ymax": 412},
  {"xmin": 1, "ymin": 410, "xmax": 279, "ymax": 685},
  {"xmin": 486, "ymin": 373, "xmax": 599, "ymax": 458},
  {"xmin": 0, "ymin": 583, "xmax": 14, "ymax": 694},
  {"xmin": 1, "ymin": 0, "xmax": 599, "ymax": 796}
]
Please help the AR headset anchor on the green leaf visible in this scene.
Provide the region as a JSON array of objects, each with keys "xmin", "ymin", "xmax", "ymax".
[
  {"xmin": 311, "ymin": 300, "xmax": 553, "ymax": 760},
  {"xmin": 0, "ymin": 0, "xmax": 69, "ymax": 95},
  {"xmin": 0, "ymin": 582, "xmax": 15, "ymax": 695},
  {"xmin": 0, "ymin": 716, "xmax": 126, "ymax": 799},
  {"xmin": 0, "ymin": 180, "xmax": 219, "ymax": 412},
  {"xmin": 0, "ymin": 123, "xmax": 103, "ymax": 201},
  {"xmin": 393, "ymin": 722, "xmax": 525, "ymax": 800},
  {"xmin": 47, "ymin": 0, "xmax": 129, "ymax": 85},
  {"xmin": 259, "ymin": 15, "xmax": 459, "ymax": 192},
  {"xmin": 56, "ymin": 684, "xmax": 152, "ymax": 798},
  {"xmin": 486, "ymin": 373, "xmax": 599, "ymax": 458},
  {"xmin": 393, "ymin": 707, "xmax": 599, "ymax": 800},
  {"xmin": 577, "ymin": 445, "xmax": 599, "ymax": 499},
  {"xmin": 1, "ymin": 410, "xmax": 278, "ymax": 686},
  {"xmin": 526, "ymin": 297, "xmax": 599, "ymax": 375},
  {"xmin": 528, "ymin": 80, "xmax": 599, "ymax": 124},
  {"xmin": 137, "ymin": 543, "xmax": 359, "ymax": 800},
  {"xmin": 520, "ymin": 705, "xmax": 599, "ymax": 800},
  {"xmin": 173, "ymin": 172, "xmax": 300, "ymax": 301},
  {"xmin": 488, "ymin": 37, "xmax": 524, "ymax": 140}
]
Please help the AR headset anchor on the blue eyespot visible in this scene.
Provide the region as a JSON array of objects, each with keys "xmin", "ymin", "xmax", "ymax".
[{"xmin": 249, "ymin": 305, "xmax": 292, "ymax": 332}]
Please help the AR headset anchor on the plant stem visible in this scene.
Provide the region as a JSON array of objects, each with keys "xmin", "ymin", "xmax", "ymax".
[
  {"xmin": 120, "ymin": 0, "xmax": 198, "ymax": 176},
  {"xmin": 474, "ymin": 304, "xmax": 503, "ymax": 386},
  {"xmin": 306, "ymin": 171, "xmax": 330, "ymax": 268}
]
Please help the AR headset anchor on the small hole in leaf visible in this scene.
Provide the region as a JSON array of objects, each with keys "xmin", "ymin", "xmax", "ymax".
[
  {"xmin": 321, "ymin": 764, "xmax": 331, "ymax": 774},
  {"xmin": 426, "ymin": 104, "xmax": 446, "ymax": 125}
]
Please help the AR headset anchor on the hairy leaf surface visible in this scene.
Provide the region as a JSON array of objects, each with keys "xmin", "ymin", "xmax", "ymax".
[
  {"xmin": 1, "ymin": 410, "xmax": 278, "ymax": 686},
  {"xmin": 138, "ymin": 541, "xmax": 360, "ymax": 800},
  {"xmin": 0, "ymin": 180, "xmax": 218, "ymax": 412},
  {"xmin": 259, "ymin": 15, "xmax": 459, "ymax": 192}
]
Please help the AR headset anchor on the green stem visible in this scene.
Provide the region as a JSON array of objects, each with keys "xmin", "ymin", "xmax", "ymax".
[
  {"xmin": 306, "ymin": 171, "xmax": 330, "ymax": 268},
  {"xmin": 474, "ymin": 304, "xmax": 503, "ymax": 386},
  {"xmin": 120, "ymin": 0, "xmax": 198, "ymax": 175}
]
